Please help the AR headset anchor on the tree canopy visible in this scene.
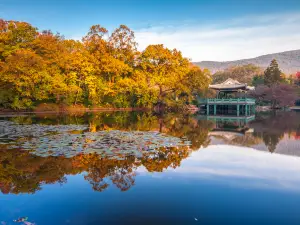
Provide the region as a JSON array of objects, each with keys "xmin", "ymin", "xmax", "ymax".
[
  {"xmin": 0, "ymin": 19, "xmax": 210, "ymax": 110},
  {"xmin": 212, "ymin": 64, "xmax": 262, "ymax": 85},
  {"xmin": 263, "ymin": 59, "xmax": 283, "ymax": 86}
]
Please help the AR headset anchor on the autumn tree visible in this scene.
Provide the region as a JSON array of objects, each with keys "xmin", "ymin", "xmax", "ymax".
[
  {"xmin": 0, "ymin": 49, "xmax": 53, "ymax": 108},
  {"xmin": 185, "ymin": 65, "xmax": 211, "ymax": 94},
  {"xmin": 0, "ymin": 20, "xmax": 43, "ymax": 108},
  {"xmin": 137, "ymin": 44, "xmax": 190, "ymax": 109},
  {"xmin": 109, "ymin": 25, "xmax": 138, "ymax": 65},
  {"xmin": 83, "ymin": 24, "xmax": 131, "ymax": 83},
  {"xmin": 0, "ymin": 19, "xmax": 37, "ymax": 60},
  {"xmin": 213, "ymin": 64, "xmax": 262, "ymax": 84},
  {"xmin": 0, "ymin": 19, "xmax": 211, "ymax": 110}
]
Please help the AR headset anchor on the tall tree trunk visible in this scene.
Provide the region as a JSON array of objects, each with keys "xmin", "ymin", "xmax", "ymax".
[
  {"xmin": 74, "ymin": 90, "xmax": 79, "ymax": 105},
  {"xmin": 159, "ymin": 86, "xmax": 163, "ymax": 101}
]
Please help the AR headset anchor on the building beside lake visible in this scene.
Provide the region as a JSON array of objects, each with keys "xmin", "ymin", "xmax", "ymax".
[{"xmin": 201, "ymin": 78, "xmax": 256, "ymax": 116}]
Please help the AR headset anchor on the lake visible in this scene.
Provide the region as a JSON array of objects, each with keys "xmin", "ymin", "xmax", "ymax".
[{"xmin": 1, "ymin": 111, "xmax": 300, "ymax": 225}]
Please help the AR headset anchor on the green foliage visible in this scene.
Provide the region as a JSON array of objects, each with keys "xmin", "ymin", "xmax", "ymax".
[
  {"xmin": 252, "ymin": 74, "xmax": 264, "ymax": 87},
  {"xmin": 263, "ymin": 59, "xmax": 283, "ymax": 86},
  {"xmin": 0, "ymin": 19, "xmax": 210, "ymax": 110}
]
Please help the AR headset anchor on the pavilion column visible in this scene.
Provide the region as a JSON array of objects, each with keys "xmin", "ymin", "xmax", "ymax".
[
  {"xmin": 206, "ymin": 104, "xmax": 209, "ymax": 115},
  {"xmin": 237, "ymin": 104, "xmax": 240, "ymax": 116},
  {"xmin": 245, "ymin": 105, "xmax": 248, "ymax": 116},
  {"xmin": 214, "ymin": 104, "xmax": 216, "ymax": 115}
]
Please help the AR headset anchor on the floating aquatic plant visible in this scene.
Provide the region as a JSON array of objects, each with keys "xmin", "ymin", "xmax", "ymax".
[{"xmin": 0, "ymin": 121, "xmax": 191, "ymax": 159}]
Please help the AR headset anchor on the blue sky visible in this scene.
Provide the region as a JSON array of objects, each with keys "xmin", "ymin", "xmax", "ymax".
[{"xmin": 1, "ymin": 0, "xmax": 300, "ymax": 61}]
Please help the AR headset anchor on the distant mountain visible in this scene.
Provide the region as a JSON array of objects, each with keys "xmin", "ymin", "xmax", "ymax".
[{"xmin": 194, "ymin": 50, "xmax": 300, "ymax": 74}]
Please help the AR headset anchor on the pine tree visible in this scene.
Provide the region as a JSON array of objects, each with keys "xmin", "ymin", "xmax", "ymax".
[{"xmin": 264, "ymin": 59, "xmax": 283, "ymax": 86}]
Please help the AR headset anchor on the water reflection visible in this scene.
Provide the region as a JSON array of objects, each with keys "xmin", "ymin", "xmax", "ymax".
[
  {"xmin": 207, "ymin": 111, "xmax": 300, "ymax": 155},
  {"xmin": 250, "ymin": 112, "xmax": 300, "ymax": 154},
  {"xmin": 0, "ymin": 146, "xmax": 192, "ymax": 194},
  {"xmin": 1, "ymin": 111, "xmax": 300, "ymax": 195},
  {"xmin": 156, "ymin": 145, "xmax": 300, "ymax": 192}
]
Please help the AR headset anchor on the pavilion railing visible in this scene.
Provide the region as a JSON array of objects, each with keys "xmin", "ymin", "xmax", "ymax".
[{"xmin": 199, "ymin": 98, "xmax": 256, "ymax": 104}]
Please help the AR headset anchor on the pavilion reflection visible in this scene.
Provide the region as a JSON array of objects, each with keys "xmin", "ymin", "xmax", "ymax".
[
  {"xmin": 201, "ymin": 112, "xmax": 300, "ymax": 155},
  {"xmin": 198, "ymin": 115, "xmax": 261, "ymax": 148}
]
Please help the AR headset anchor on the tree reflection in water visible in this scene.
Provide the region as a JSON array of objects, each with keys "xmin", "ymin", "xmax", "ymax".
[
  {"xmin": 206, "ymin": 111, "xmax": 300, "ymax": 154},
  {"xmin": 0, "ymin": 112, "xmax": 213, "ymax": 194},
  {"xmin": 0, "ymin": 148, "xmax": 71, "ymax": 194},
  {"xmin": 0, "ymin": 145, "xmax": 193, "ymax": 194},
  {"xmin": 1, "ymin": 111, "xmax": 299, "ymax": 194},
  {"xmin": 250, "ymin": 111, "xmax": 300, "ymax": 153}
]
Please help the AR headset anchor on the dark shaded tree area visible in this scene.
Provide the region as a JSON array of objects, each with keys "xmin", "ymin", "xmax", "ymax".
[
  {"xmin": 250, "ymin": 83, "xmax": 298, "ymax": 108},
  {"xmin": 249, "ymin": 59, "xmax": 299, "ymax": 108}
]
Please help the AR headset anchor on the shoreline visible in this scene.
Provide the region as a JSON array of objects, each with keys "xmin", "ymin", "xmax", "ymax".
[{"xmin": 0, "ymin": 107, "xmax": 151, "ymax": 115}]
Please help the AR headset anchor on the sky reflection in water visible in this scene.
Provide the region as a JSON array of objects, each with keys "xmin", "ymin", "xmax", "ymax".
[{"xmin": 0, "ymin": 111, "xmax": 300, "ymax": 225}]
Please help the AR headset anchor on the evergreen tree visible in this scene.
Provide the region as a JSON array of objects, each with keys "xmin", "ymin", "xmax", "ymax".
[
  {"xmin": 252, "ymin": 74, "xmax": 264, "ymax": 87},
  {"xmin": 264, "ymin": 59, "xmax": 283, "ymax": 86}
]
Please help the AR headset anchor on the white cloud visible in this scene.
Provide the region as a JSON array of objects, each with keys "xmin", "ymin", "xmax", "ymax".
[
  {"xmin": 137, "ymin": 145, "xmax": 300, "ymax": 192},
  {"xmin": 134, "ymin": 13, "xmax": 300, "ymax": 61}
]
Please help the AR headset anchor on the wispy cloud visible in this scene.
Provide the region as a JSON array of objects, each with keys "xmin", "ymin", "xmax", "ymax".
[
  {"xmin": 137, "ymin": 145, "xmax": 300, "ymax": 192},
  {"xmin": 135, "ymin": 13, "xmax": 300, "ymax": 61}
]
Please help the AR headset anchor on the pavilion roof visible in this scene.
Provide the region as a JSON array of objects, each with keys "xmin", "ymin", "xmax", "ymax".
[{"xmin": 209, "ymin": 78, "xmax": 250, "ymax": 90}]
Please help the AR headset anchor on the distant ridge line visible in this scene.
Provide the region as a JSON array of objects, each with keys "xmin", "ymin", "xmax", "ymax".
[{"xmin": 194, "ymin": 49, "xmax": 300, "ymax": 74}]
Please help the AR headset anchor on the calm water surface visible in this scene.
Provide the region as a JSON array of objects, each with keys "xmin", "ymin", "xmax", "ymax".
[{"xmin": 1, "ymin": 111, "xmax": 300, "ymax": 225}]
